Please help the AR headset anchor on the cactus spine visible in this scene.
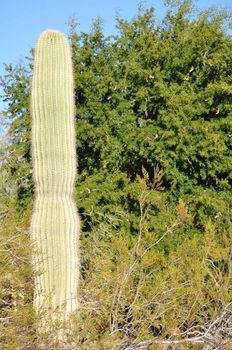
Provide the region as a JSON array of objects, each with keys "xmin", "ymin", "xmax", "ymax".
[{"xmin": 30, "ymin": 30, "xmax": 80, "ymax": 337}]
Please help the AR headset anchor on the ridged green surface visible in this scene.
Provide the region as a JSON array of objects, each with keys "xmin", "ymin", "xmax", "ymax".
[{"xmin": 30, "ymin": 30, "xmax": 80, "ymax": 336}]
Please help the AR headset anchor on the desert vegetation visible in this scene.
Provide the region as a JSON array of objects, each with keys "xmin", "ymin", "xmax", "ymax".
[{"xmin": 0, "ymin": 1, "xmax": 231, "ymax": 349}]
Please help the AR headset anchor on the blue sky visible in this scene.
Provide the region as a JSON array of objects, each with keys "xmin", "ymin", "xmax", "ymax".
[
  {"xmin": 0, "ymin": 0, "xmax": 231, "ymax": 111},
  {"xmin": 1, "ymin": 0, "xmax": 163, "ymax": 75}
]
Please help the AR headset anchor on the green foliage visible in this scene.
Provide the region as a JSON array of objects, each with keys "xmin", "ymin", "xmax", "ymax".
[
  {"xmin": 0, "ymin": 0, "xmax": 231, "ymax": 348},
  {"xmin": 71, "ymin": 2, "xmax": 231, "ymax": 232},
  {"xmin": 73, "ymin": 173, "xmax": 231, "ymax": 349},
  {"xmin": 0, "ymin": 62, "xmax": 32, "ymax": 211}
]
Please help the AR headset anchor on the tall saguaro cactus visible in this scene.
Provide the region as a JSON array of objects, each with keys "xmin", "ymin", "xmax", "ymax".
[{"xmin": 30, "ymin": 30, "xmax": 80, "ymax": 338}]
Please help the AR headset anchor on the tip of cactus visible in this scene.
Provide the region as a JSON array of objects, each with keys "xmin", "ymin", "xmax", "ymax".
[
  {"xmin": 37, "ymin": 30, "xmax": 68, "ymax": 46},
  {"xmin": 39, "ymin": 29, "xmax": 66, "ymax": 38},
  {"xmin": 41, "ymin": 29, "xmax": 64, "ymax": 34}
]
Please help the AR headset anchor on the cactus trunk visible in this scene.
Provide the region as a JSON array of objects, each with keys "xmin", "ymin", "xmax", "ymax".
[{"xmin": 30, "ymin": 30, "xmax": 80, "ymax": 338}]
